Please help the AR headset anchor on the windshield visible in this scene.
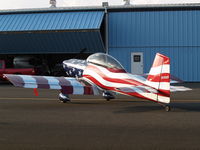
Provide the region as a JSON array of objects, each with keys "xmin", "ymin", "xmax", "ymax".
[{"xmin": 86, "ymin": 53, "xmax": 125, "ymax": 71}]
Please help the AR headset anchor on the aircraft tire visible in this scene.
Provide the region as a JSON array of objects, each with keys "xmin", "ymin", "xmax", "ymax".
[
  {"xmin": 60, "ymin": 100, "xmax": 67, "ymax": 103},
  {"xmin": 103, "ymin": 91, "xmax": 115, "ymax": 101},
  {"xmin": 165, "ymin": 105, "xmax": 171, "ymax": 112},
  {"xmin": 59, "ymin": 93, "xmax": 70, "ymax": 103}
]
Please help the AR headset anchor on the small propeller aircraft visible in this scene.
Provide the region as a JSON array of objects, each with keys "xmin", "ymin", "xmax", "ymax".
[{"xmin": 4, "ymin": 53, "xmax": 191, "ymax": 112}]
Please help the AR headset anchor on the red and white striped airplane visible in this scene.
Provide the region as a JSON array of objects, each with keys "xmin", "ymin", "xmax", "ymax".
[{"xmin": 4, "ymin": 53, "xmax": 191, "ymax": 111}]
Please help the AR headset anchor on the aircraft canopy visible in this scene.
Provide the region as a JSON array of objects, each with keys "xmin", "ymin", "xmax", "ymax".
[{"xmin": 87, "ymin": 53, "xmax": 125, "ymax": 71}]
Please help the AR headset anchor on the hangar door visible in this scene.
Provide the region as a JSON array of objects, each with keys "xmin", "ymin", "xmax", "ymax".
[
  {"xmin": 131, "ymin": 52, "xmax": 143, "ymax": 74},
  {"xmin": 0, "ymin": 11, "xmax": 105, "ymax": 54}
]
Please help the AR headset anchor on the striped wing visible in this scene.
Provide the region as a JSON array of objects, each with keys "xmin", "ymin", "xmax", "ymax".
[{"xmin": 4, "ymin": 74, "xmax": 99, "ymax": 95}]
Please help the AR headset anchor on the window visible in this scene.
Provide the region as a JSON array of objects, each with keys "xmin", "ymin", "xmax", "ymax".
[{"xmin": 133, "ymin": 55, "xmax": 141, "ymax": 62}]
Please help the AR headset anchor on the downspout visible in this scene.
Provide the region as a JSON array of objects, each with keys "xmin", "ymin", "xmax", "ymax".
[{"xmin": 104, "ymin": 5, "xmax": 109, "ymax": 54}]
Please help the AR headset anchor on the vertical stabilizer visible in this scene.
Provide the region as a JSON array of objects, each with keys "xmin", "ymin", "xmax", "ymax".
[{"xmin": 146, "ymin": 53, "xmax": 170, "ymax": 103}]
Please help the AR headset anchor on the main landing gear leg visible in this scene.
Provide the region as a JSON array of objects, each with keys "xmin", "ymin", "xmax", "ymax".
[{"xmin": 59, "ymin": 93, "xmax": 70, "ymax": 103}]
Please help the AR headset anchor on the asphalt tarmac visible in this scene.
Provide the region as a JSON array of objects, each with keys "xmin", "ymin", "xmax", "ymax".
[{"xmin": 0, "ymin": 83, "xmax": 200, "ymax": 150}]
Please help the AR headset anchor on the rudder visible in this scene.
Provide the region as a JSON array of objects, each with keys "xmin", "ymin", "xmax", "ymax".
[{"xmin": 146, "ymin": 53, "xmax": 170, "ymax": 103}]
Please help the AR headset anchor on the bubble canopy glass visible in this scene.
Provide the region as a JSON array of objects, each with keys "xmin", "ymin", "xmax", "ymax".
[{"xmin": 86, "ymin": 53, "xmax": 126, "ymax": 71}]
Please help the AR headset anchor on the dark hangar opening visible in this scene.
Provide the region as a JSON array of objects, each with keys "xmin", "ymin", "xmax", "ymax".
[{"xmin": 0, "ymin": 10, "xmax": 105, "ymax": 75}]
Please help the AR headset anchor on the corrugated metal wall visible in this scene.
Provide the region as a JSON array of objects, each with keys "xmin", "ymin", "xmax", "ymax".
[
  {"xmin": 0, "ymin": 11, "xmax": 104, "ymax": 31},
  {"xmin": 109, "ymin": 47, "xmax": 200, "ymax": 82},
  {"xmin": 109, "ymin": 10, "xmax": 200, "ymax": 82},
  {"xmin": 0, "ymin": 11, "xmax": 105, "ymax": 54}
]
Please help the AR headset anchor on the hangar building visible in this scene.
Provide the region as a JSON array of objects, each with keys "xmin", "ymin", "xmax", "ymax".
[{"xmin": 0, "ymin": 3, "xmax": 200, "ymax": 81}]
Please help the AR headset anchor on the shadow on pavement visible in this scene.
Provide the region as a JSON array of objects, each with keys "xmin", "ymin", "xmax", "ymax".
[
  {"xmin": 114, "ymin": 105, "xmax": 162, "ymax": 113},
  {"xmin": 171, "ymin": 102, "xmax": 200, "ymax": 112},
  {"xmin": 0, "ymin": 81, "xmax": 11, "ymax": 85},
  {"xmin": 114, "ymin": 102, "xmax": 200, "ymax": 113}
]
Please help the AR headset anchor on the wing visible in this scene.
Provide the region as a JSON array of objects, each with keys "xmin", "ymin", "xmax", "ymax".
[{"xmin": 4, "ymin": 74, "xmax": 99, "ymax": 95}]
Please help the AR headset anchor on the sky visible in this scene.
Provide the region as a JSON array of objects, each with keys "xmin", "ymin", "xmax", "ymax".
[{"xmin": 0, "ymin": 0, "xmax": 199, "ymax": 10}]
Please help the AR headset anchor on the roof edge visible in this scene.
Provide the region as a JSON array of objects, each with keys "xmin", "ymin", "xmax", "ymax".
[
  {"xmin": 1, "ymin": 3, "xmax": 200, "ymax": 14},
  {"xmin": 0, "ymin": 6, "xmax": 104, "ymax": 15}
]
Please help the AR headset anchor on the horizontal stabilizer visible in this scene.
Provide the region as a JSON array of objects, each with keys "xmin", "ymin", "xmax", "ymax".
[
  {"xmin": 170, "ymin": 86, "xmax": 192, "ymax": 92},
  {"xmin": 140, "ymin": 74, "xmax": 183, "ymax": 83}
]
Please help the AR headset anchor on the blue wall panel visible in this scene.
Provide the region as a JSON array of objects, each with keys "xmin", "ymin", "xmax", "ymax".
[
  {"xmin": 109, "ymin": 10, "xmax": 200, "ymax": 47},
  {"xmin": 109, "ymin": 47, "xmax": 200, "ymax": 82},
  {"xmin": 109, "ymin": 10, "xmax": 200, "ymax": 81}
]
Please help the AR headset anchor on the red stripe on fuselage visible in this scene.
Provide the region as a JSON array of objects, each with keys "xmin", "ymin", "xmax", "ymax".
[
  {"xmin": 83, "ymin": 74, "xmax": 167, "ymax": 98},
  {"xmin": 85, "ymin": 65, "xmax": 143, "ymax": 86},
  {"xmin": 83, "ymin": 64, "xmax": 169, "ymax": 102},
  {"xmin": 83, "ymin": 74, "xmax": 146, "ymax": 98},
  {"xmin": 83, "ymin": 75, "xmax": 114, "ymax": 90},
  {"xmin": 158, "ymin": 89, "xmax": 170, "ymax": 97},
  {"xmin": 106, "ymin": 68, "xmax": 126, "ymax": 73}
]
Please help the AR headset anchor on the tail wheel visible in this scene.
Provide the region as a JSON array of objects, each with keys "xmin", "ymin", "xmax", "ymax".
[{"xmin": 165, "ymin": 105, "xmax": 171, "ymax": 112}]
